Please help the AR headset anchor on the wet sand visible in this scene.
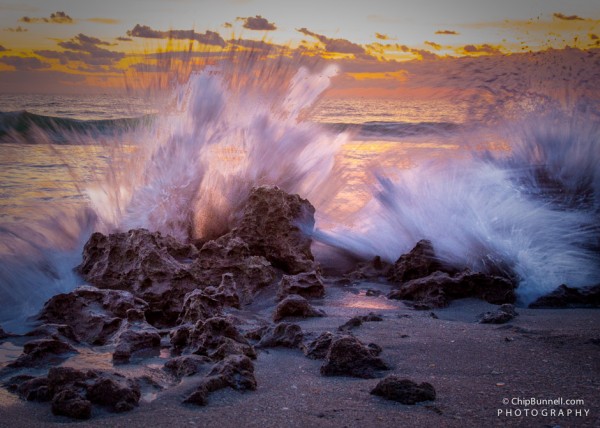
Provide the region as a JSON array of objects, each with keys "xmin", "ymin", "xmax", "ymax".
[{"xmin": 1, "ymin": 280, "xmax": 599, "ymax": 427}]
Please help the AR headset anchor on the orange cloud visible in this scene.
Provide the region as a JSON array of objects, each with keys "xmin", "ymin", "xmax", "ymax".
[
  {"xmin": 19, "ymin": 11, "xmax": 73, "ymax": 24},
  {"xmin": 553, "ymin": 13, "xmax": 584, "ymax": 21},
  {"xmin": 425, "ymin": 41, "xmax": 442, "ymax": 50},
  {"xmin": 375, "ymin": 33, "xmax": 390, "ymax": 40},
  {"xmin": 435, "ymin": 30, "xmax": 458, "ymax": 35}
]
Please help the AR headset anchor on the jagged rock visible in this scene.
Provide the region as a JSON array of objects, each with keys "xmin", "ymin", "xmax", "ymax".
[
  {"xmin": 346, "ymin": 256, "xmax": 391, "ymax": 282},
  {"xmin": 112, "ymin": 320, "xmax": 161, "ymax": 363},
  {"xmin": 303, "ymin": 332, "xmax": 335, "ymax": 359},
  {"xmin": 371, "ymin": 376, "xmax": 436, "ymax": 404},
  {"xmin": 320, "ymin": 335, "xmax": 389, "ymax": 378},
  {"xmin": 277, "ymin": 271, "xmax": 325, "ymax": 300},
  {"xmin": 47, "ymin": 366, "xmax": 95, "ymax": 387},
  {"xmin": 184, "ymin": 355, "xmax": 256, "ymax": 406},
  {"xmin": 0, "ymin": 325, "xmax": 8, "ymax": 340},
  {"xmin": 184, "ymin": 317, "xmax": 255, "ymax": 360},
  {"xmin": 86, "ymin": 376, "xmax": 141, "ymax": 413},
  {"xmin": 7, "ymin": 338, "xmax": 77, "ymax": 368},
  {"xmin": 228, "ymin": 185, "xmax": 316, "ymax": 274},
  {"xmin": 257, "ymin": 323, "xmax": 304, "ymax": 348},
  {"xmin": 387, "ymin": 240, "xmax": 443, "ymax": 284},
  {"xmin": 178, "ymin": 289, "xmax": 223, "ymax": 325},
  {"xmin": 25, "ymin": 324, "xmax": 78, "ymax": 342},
  {"xmin": 387, "ymin": 270, "xmax": 516, "ymax": 308},
  {"xmin": 38, "ymin": 285, "xmax": 148, "ymax": 345},
  {"xmin": 169, "ymin": 325, "xmax": 190, "ymax": 351},
  {"xmin": 16, "ymin": 377, "xmax": 52, "ymax": 402},
  {"xmin": 273, "ymin": 294, "xmax": 326, "ymax": 322},
  {"xmin": 529, "ymin": 284, "xmax": 600, "ymax": 308},
  {"xmin": 479, "ymin": 304, "xmax": 518, "ymax": 324},
  {"xmin": 207, "ymin": 273, "xmax": 241, "ymax": 308},
  {"xmin": 52, "ymin": 387, "xmax": 92, "ymax": 420},
  {"xmin": 163, "ymin": 355, "xmax": 211, "ymax": 378},
  {"xmin": 337, "ymin": 313, "xmax": 383, "ymax": 332}
]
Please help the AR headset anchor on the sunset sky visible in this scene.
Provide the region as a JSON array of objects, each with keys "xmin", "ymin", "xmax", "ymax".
[{"xmin": 0, "ymin": 0, "xmax": 598, "ymax": 95}]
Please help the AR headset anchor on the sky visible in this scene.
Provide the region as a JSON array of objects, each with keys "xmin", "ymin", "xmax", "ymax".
[{"xmin": 0, "ymin": 0, "xmax": 598, "ymax": 95}]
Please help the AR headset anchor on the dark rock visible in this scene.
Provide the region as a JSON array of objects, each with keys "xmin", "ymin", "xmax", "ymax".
[
  {"xmin": 320, "ymin": 335, "xmax": 389, "ymax": 378},
  {"xmin": 228, "ymin": 185, "xmax": 316, "ymax": 274},
  {"xmin": 338, "ymin": 313, "xmax": 383, "ymax": 332},
  {"xmin": 367, "ymin": 342, "xmax": 383, "ymax": 356},
  {"xmin": 0, "ymin": 325, "xmax": 8, "ymax": 340},
  {"xmin": 277, "ymin": 271, "xmax": 325, "ymax": 300},
  {"xmin": 17, "ymin": 377, "xmax": 52, "ymax": 401},
  {"xmin": 47, "ymin": 366, "xmax": 94, "ymax": 387},
  {"xmin": 25, "ymin": 324, "xmax": 78, "ymax": 342},
  {"xmin": 51, "ymin": 387, "xmax": 92, "ymax": 420},
  {"xmin": 365, "ymin": 289, "xmax": 382, "ymax": 297},
  {"xmin": 207, "ymin": 273, "xmax": 241, "ymax": 308},
  {"xmin": 164, "ymin": 355, "xmax": 211, "ymax": 378},
  {"xmin": 257, "ymin": 323, "xmax": 304, "ymax": 348},
  {"xmin": 387, "ymin": 240, "xmax": 443, "ymax": 284},
  {"xmin": 529, "ymin": 284, "xmax": 600, "ymax": 308},
  {"xmin": 38, "ymin": 285, "xmax": 148, "ymax": 344},
  {"xmin": 169, "ymin": 325, "xmax": 190, "ymax": 351},
  {"xmin": 479, "ymin": 304, "xmax": 518, "ymax": 324},
  {"xmin": 112, "ymin": 321, "xmax": 161, "ymax": 363},
  {"xmin": 371, "ymin": 376, "xmax": 436, "ymax": 404},
  {"xmin": 86, "ymin": 376, "xmax": 141, "ymax": 413},
  {"xmin": 273, "ymin": 294, "xmax": 326, "ymax": 322},
  {"xmin": 186, "ymin": 317, "xmax": 255, "ymax": 360},
  {"xmin": 303, "ymin": 332, "xmax": 335, "ymax": 359},
  {"xmin": 178, "ymin": 288, "xmax": 223, "ymax": 325},
  {"xmin": 388, "ymin": 270, "xmax": 516, "ymax": 308},
  {"xmin": 183, "ymin": 384, "xmax": 209, "ymax": 406},
  {"xmin": 345, "ymin": 256, "xmax": 391, "ymax": 282},
  {"xmin": 8, "ymin": 338, "xmax": 77, "ymax": 368}
]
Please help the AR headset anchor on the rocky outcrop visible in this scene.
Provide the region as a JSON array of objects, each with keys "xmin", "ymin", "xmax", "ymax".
[
  {"xmin": 52, "ymin": 387, "xmax": 92, "ymax": 419},
  {"xmin": 273, "ymin": 294, "xmax": 326, "ymax": 322},
  {"xmin": 7, "ymin": 338, "xmax": 77, "ymax": 368},
  {"xmin": 529, "ymin": 284, "xmax": 600, "ymax": 308},
  {"xmin": 163, "ymin": 355, "xmax": 211, "ymax": 379},
  {"xmin": 277, "ymin": 271, "xmax": 325, "ymax": 300},
  {"xmin": 388, "ymin": 270, "xmax": 516, "ymax": 308},
  {"xmin": 184, "ymin": 355, "xmax": 256, "ymax": 406},
  {"xmin": 86, "ymin": 375, "xmax": 141, "ymax": 413},
  {"xmin": 257, "ymin": 323, "xmax": 304, "ymax": 348},
  {"xmin": 112, "ymin": 314, "xmax": 161, "ymax": 363},
  {"xmin": 227, "ymin": 185, "xmax": 316, "ymax": 274},
  {"xmin": 320, "ymin": 335, "xmax": 389, "ymax": 378},
  {"xmin": 0, "ymin": 325, "xmax": 8, "ymax": 340},
  {"xmin": 387, "ymin": 240, "xmax": 443, "ymax": 284},
  {"xmin": 303, "ymin": 332, "xmax": 335, "ymax": 359},
  {"xmin": 479, "ymin": 304, "xmax": 518, "ymax": 324},
  {"xmin": 370, "ymin": 376, "xmax": 436, "ymax": 404},
  {"xmin": 38, "ymin": 286, "xmax": 148, "ymax": 345}
]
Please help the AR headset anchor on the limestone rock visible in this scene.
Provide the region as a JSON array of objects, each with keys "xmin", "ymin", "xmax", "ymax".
[
  {"xmin": 529, "ymin": 284, "xmax": 600, "ymax": 308},
  {"xmin": 38, "ymin": 285, "xmax": 148, "ymax": 345},
  {"xmin": 163, "ymin": 355, "xmax": 211, "ymax": 379},
  {"xmin": 387, "ymin": 240, "xmax": 443, "ymax": 284},
  {"xmin": 257, "ymin": 322, "xmax": 304, "ymax": 348},
  {"xmin": 371, "ymin": 376, "xmax": 436, "ymax": 404},
  {"xmin": 320, "ymin": 335, "xmax": 389, "ymax": 379},
  {"xmin": 112, "ymin": 320, "xmax": 161, "ymax": 363},
  {"xmin": 183, "ymin": 317, "xmax": 256, "ymax": 360},
  {"xmin": 7, "ymin": 338, "xmax": 77, "ymax": 368},
  {"xmin": 52, "ymin": 387, "xmax": 92, "ymax": 420},
  {"xmin": 86, "ymin": 376, "xmax": 141, "ymax": 413},
  {"xmin": 277, "ymin": 271, "xmax": 325, "ymax": 300},
  {"xmin": 303, "ymin": 332, "xmax": 335, "ymax": 360},
  {"xmin": 273, "ymin": 294, "xmax": 326, "ymax": 322}
]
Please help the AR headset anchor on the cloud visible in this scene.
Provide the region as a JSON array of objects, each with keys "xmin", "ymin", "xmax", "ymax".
[
  {"xmin": 462, "ymin": 44, "xmax": 502, "ymax": 54},
  {"xmin": 86, "ymin": 18, "xmax": 120, "ymax": 25},
  {"xmin": 425, "ymin": 41, "xmax": 442, "ymax": 50},
  {"xmin": 4, "ymin": 26, "xmax": 28, "ymax": 32},
  {"xmin": 0, "ymin": 55, "xmax": 51, "ymax": 70},
  {"xmin": 297, "ymin": 28, "xmax": 365, "ymax": 55},
  {"xmin": 0, "ymin": 70, "xmax": 87, "ymax": 93},
  {"xmin": 435, "ymin": 30, "xmax": 458, "ymax": 35},
  {"xmin": 126, "ymin": 24, "xmax": 226, "ymax": 47},
  {"xmin": 229, "ymin": 38, "xmax": 276, "ymax": 51},
  {"xmin": 19, "ymin": 11, "xmax": 73, "ymax": 24},
  {"xmin": 36, "ymin": 34, "xmax": 125, "ymax": 67},
  {"xmin": 223, "ymin": 22, "xmax": 233, "ymax": 28},
  {"xmin": 375, "ymin": 33, "xmax": 389, "ymax": 40},
  {"xmin": 553, "ymin": 13, "xmax": 584, "ymax": 21},
  {"xmin": 116, "ymin": 36, "xmax": 132, "ymax": 42},
  {"xmin": 238, "ymin": 15, "xmax": 276, "ymax": 31}
]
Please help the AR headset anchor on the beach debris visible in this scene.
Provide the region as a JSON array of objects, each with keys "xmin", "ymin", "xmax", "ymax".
[
  {"xmin": 370, "ymin": 376, "xmax": 436, "ymax": 404},
  {"xmin": 257, "ymin": 322, "xmax": 304, "ymax": 348},
  {"xmin": 529, "ymin": 284, "xmax": 600, "ymax": 308},
  {"xmin": 320, "ymin": 335, "xmax": 389, "ymax": 378},
  {"xmin": 273, "ymin": 294, "xmax": 326, "ymax": 322},
  {"xmin": 277, "ymin": 271, "xmax": 325, "ymax": 300},
  {"xmin": 479, "ymin": 304, "xmax": 518, "ymax": 324}
]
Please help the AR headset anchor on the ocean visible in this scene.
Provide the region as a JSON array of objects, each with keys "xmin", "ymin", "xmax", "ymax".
[{"xmin": 0, "ymin": 63, "xmax": 599, "ymax": 332}]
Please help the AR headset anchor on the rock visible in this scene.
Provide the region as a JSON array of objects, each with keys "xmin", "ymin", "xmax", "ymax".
[
  {"xmin": 184, "ymin": 355, "xmax": 256, "ymax": 406},
  {"xmin": 47, "ymin": 366, "xmax": 95, "ymax": 387},
  {"xmin": 228, "ymin": 185, "xmax": 316, "ymax": 274},
  {"xmin": 320, "ymin": 335, "xmax": 389, "ymax": 378},
  {"xmin": 338, "ymin": 313, "xmax": 383, "ymax": 332},
  {"xmin": 0, "ymin": 325, "xmax": 8, "ymax": 340},
  {"xmin": 7, "ymin": 338, "xmax": 77, "ymax": 368},
  {"xmin": 185, "ymin": 317, "xmax": 255, "ymax": 360},
  {"xmin": 529, "ymin": 284, "xmax": 600, "ymax": 308},
  {"xmin": 303, "ymin": 332, "xmax": 335, "ymax": 359},
  {"xmin": 178, "ymin": 288, "xmax": 223, "ymax": 325},
  {"xmin": 388, "ymin": 270, "xmax": 516, "ymax": 308},
  {"xmin": 112, "ymin": 320, "xmax": 161, "ymax": 363},
  {"xmin": 345, "ymin": 256, "xmax": 391, "ymax": 282},
  {"xmin": 208, "ymin": 273, "xmax": 241, "ymax": 308},
  {"xmin": 479, "ymin": 304, "xmax": 518, "ymax": 324},
  {"xmin": 273, "ymin": 294, "xmax": 326, "ymax": 322},
  {"xmin": 52, "ymin": 387, "xmax": 92, "ymax": 420},
  {"xmin": 86, "ymin": 376, "xmax": 141, "ymax": 413},
  {"xmin": 16, "ymin": 377, "xmax": 52, "ymax": 402},
  {"xmin": 257, "ymin": 323, "xmax": 304, "ymax": 348},
  {"xmin": 38, "ymin": 285, "xmax": 148, "ymax": 345},
  {"xmin": 387, "ymin": 240, "xmax": 443, "ymax": 284},
  {"xmin": 25, "ymin": 324, "xmax": 78, "ymax": 342},
  {"xmin": 277, "ymin": 271, "xmax": 325, "ymax": 300},
  {"xmin": 371, "ymin": 376, "xmax": 436, "ymax": 404},
  {"xmin": 163, "ymin": 355, "xmax": 211, "ymax": 378}
]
